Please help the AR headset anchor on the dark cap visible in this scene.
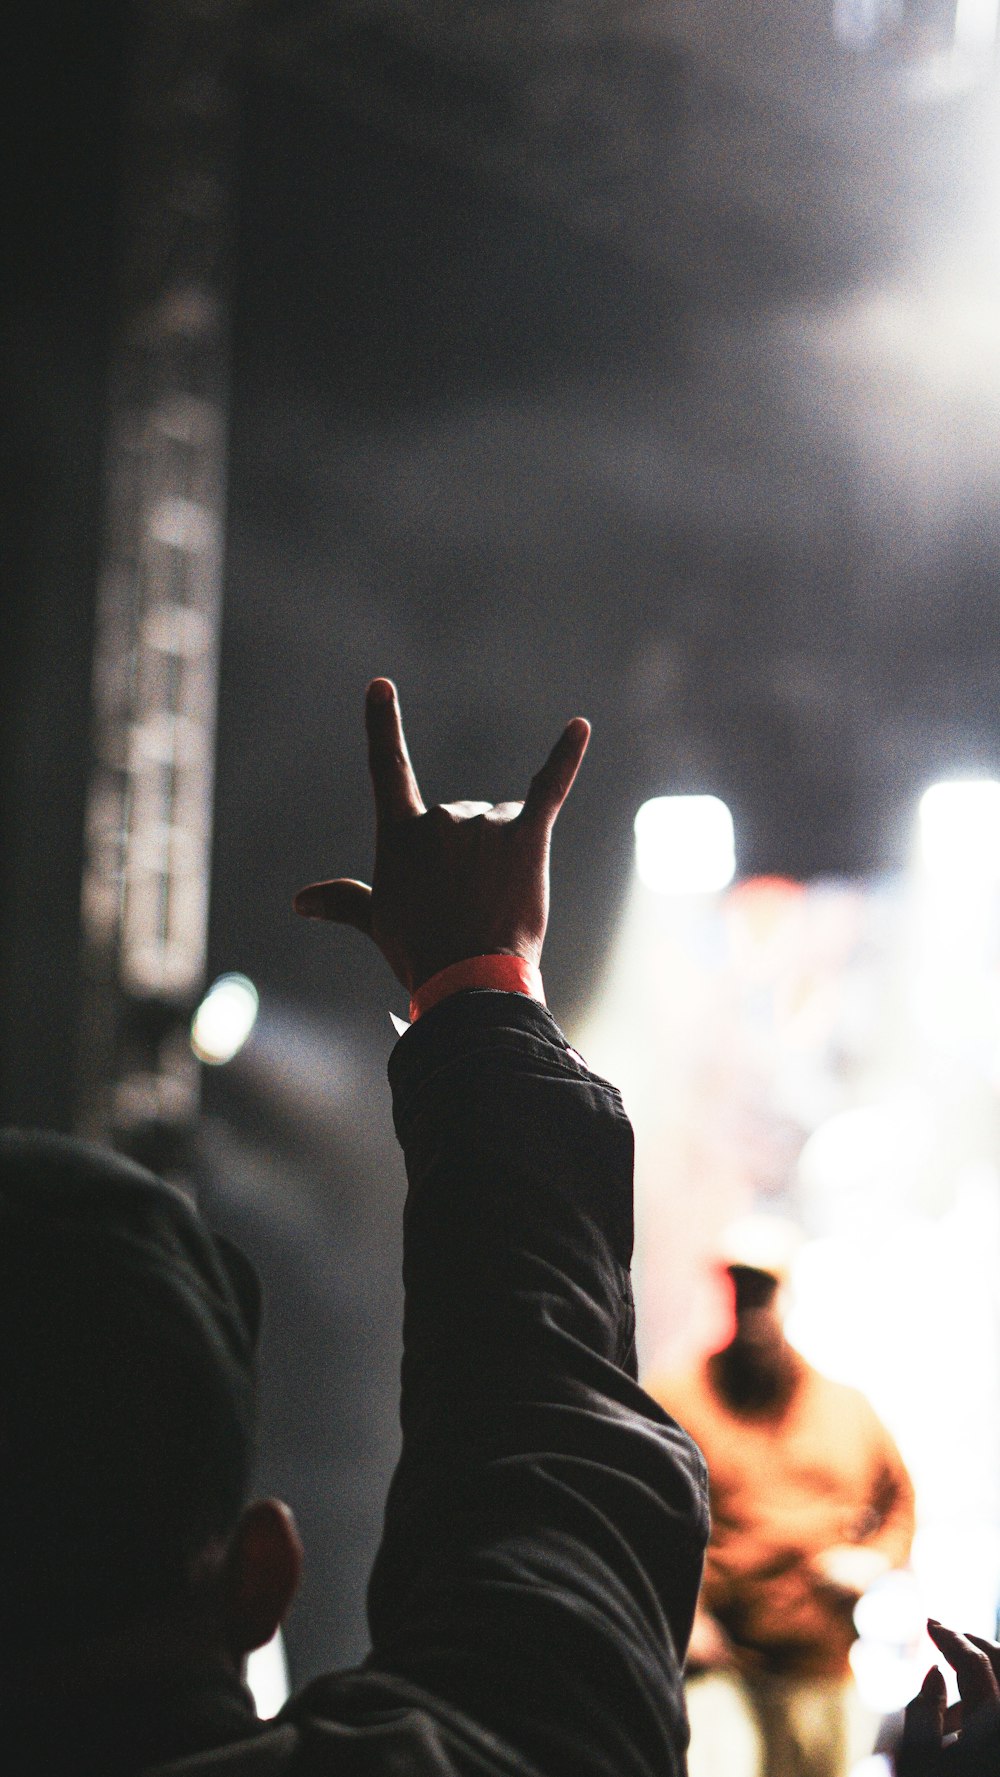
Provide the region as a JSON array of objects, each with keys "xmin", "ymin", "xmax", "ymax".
[{"xmin": 0, "ymin": 1128, "xmax": 261, "ymax": 1649}]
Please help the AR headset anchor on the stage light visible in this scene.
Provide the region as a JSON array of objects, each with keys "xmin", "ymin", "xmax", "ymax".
[
  {"xmin": 918, "ymin": 779, "xmax": 1000, "ymax": 884},
  {"xmin": 190, "ymin": 972, "xmax": 259, "ymax": 1065},
  {"xmin": 954, "ymin": 0, "xmax": 999, "ymax": 56},
  {"xmin": 246, "ymin": 1628, "xmax": 290, "ymax": 1719},
  {"xmin": 633, "ymin": 795, "xmax": 735, "ymax": 895}
]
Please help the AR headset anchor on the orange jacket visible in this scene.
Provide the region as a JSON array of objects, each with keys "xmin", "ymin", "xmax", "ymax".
[{"xmin": 648, "ymin": 1352, "xmax": 915, "ymax": 1678}]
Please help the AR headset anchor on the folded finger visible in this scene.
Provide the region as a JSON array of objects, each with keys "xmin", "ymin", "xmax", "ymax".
[
  {"xmin": 967, "ymin": 1633, "xmax": 1000, "ymax": 1689},
  {"xmin": 437, "ymin": 800, "xmax": 494, "ymax": 821},
  {"xmin": 520, "ymin": 717, "xmax": 590, "ymax": 833},
  {"xmin": 366, "ymin": 679, "xmax": 425, "ymax": 824},
  {"xmin": 293, "ymin": 879, "xmax": 373, "ymax": 932},
  {"xmin": 943, "ymin": 1701, "xmax": 963, "ymax": 1735}
]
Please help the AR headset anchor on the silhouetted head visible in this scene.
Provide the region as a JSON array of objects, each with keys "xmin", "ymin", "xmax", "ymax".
[
  {"xmin": 709, "ymin": 1216, "xmax": 803, "ymax": 1413},
  {"xmin": 726, "ymin": 1261, "xmax": 784, "ymax": 1350},
  {"xmin": 0, "ymin": 1129, "xmax": 301, "ymax": 1703}
]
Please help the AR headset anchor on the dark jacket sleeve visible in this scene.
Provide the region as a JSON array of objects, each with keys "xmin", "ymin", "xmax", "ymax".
[{"xmin": 298, "ymin": 991, "xmax": 708, "ymax": 1777}]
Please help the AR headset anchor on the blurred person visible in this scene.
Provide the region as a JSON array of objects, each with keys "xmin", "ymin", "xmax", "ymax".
[
  {"xmin": 896, "ymin": 1618, "xmax": 1000, "ymax": 1774},
  {"xmin": 1, "ymin": 679, "xmax": 709, "ymax": 1776},
  {"xmin": 647, "ymin": 1216, "xmax": 916, "ymax": 1777}
]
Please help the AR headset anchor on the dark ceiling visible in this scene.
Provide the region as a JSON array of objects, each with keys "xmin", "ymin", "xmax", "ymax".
[{"xmin": 206, "ymin": 0, "xmax": 1000, "ymax": 1029}]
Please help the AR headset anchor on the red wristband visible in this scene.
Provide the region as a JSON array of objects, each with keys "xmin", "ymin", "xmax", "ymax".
[{"xmin": 408, "ymin": 954, "xmax": 545, "ymax": 1023}]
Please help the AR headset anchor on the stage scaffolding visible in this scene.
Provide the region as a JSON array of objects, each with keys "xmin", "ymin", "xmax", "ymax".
[{"xmin": 78, "ymin": 2, "xmax": 238, "ymax": 1157}]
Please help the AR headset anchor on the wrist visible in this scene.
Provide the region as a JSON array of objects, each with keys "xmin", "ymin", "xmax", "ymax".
[{"xmin": 408, "ymin": 954, "xmax": 545, "ymax": 1022}]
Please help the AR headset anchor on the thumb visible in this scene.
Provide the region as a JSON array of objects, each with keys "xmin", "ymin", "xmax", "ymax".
[
  {"xmin": 902, "ymin": 1665, "xmax": 948, "ymax": 1757},
  {"xmin": 293, "ymin": 879, "xmax": 373, "ymax": 932}
]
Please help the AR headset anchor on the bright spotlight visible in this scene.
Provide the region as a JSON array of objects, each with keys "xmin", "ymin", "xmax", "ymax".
[
  {"xmin": 954, "ymin": 0, "xmax": 999, "ymax": 56},
  {"xmin": 918, "ymin": 779, "xmax": 1000, "ymax": 885},
  {"xmin": 634, "ymin": 795, "xmax": 736, "ymax": 895},
  {"xmin": 246, "ymin": 1627, "xmax": 290, "ymax": 1720},
  {"xmin": 191, "ymin": 973, "xmax": 259, "ymax": 1065}
]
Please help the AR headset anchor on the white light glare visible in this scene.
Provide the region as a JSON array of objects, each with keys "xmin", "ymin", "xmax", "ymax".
[
  {"xmin": 954, "ymin": 0, "xmax": 999, "ymax": 56},
  {"xmin": 918, "ymin": 780, "xmax": 1000, "ymax": 885},
  {"xmin": 246, "ymin": 1627, "xmax": 290, "ymax": 1719},
  {"xmin": 634, "ymin": 795, "xmax": 735, "ymax": 895},
  {"xmin": 190, "ymin": 973, "xmax": 259, "ymax": 1065}
]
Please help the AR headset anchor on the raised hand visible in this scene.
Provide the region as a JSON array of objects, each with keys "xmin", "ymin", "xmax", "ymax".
[
  {"xmin": 293, "ymin": 679, "xmax": 590, "ymax": 993},
  {"xmin": 897, "ymin": 1620, "xmax": 1000, "ymax": 1773}
]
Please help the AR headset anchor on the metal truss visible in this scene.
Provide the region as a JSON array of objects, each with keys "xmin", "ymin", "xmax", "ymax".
[{"xmin": 79, "ymin": 2, "xmax": 238, "ymax": 1151}]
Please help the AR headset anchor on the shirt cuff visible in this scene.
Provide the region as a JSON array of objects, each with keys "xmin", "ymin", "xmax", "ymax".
[{"xmin": 408, "ymin": 955, "xmax": 545, "ymax": 1023}]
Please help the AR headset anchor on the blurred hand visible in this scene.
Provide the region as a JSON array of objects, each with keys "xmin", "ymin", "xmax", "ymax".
[
  {"xmin": 812, "ymin": 1544, "xmax": 889, "ymax": 1599},
  {"xmin": 293, "ymin": 678, "xmax": 590, "ymax": 993},
  {"xmin": 897, "ymin": 1620, "xmax": 1000, "ymax": 1774},
  {"xmin": 685, "ymin": 1608, "xmax": 736, "ymax": 1674}
]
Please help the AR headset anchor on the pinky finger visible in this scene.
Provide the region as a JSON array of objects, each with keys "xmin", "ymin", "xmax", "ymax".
[{"xmin": 520, "ymin": 717, "xmax": 591, "ymax": 833}]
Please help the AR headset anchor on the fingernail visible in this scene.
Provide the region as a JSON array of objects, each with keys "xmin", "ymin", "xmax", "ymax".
[
  {"xmin": 293, "ymin": 887, "xmax": 324, "ymax": 916},
  {"xmin": 928, "ymin": 1618, "xmax": 942, "ymax": 1628},
  {"xmin": 368, "ymin": 678, "xmax": 393, "ymax": 702}
]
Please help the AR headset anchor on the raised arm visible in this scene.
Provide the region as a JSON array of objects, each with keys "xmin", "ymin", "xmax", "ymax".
[{"xmin": 292, "ymin": 681, "xmax": 708, "ymax": 1777}]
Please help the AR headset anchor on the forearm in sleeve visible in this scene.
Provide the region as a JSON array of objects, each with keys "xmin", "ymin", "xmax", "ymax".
[{"xmin": 364, "ymin": 991, "xmax": 708, "ymax": 1777}]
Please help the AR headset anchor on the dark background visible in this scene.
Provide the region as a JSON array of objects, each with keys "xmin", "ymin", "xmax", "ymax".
[{"xmin": 4, "ymin": 0, "xmax": 999, "ymax": 1681}]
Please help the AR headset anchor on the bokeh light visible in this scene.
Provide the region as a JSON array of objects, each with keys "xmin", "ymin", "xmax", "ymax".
[
  {"xmin": 634, "ymin": 795, "xmax": 736, "ymax": 896},
  {"xmin": 190, "ymin": 972, "xmax": 259, "ymax": 1065},
  {"xmin": 918, "ymin": 779, "xmax": 1000, "ymax": 885}
]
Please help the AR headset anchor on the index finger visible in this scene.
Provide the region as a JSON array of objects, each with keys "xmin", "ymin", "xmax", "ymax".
[
  {"xmin": 928, "ymin": 1621, "xmax": 1000, "ymax": 1718},
  {"xmin": 366, "ymin": 678, "xmax": 425, "ymax": 823},
  {"xmin": 520, "ymin": 716, "xmax": 591, "ymax": 833}
]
